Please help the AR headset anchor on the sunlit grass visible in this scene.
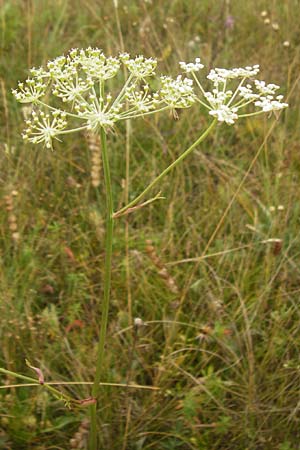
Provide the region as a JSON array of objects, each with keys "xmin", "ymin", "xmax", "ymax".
[{"xmin": 0, "ymin": 1, "xmax": 299, "ymax": 449}]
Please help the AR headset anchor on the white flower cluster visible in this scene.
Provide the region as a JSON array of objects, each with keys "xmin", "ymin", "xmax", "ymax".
[
  {"xmin": 179, "ymin": 58, "xmax": 204, "ymax": 73},
  {"xmin": 209, "ymin": 105, "xmax": 238, "ymax": 124},
  {"xmin": 120, "ymin": 53, "xmax": 157, "ymax": 78},
  {"xmin": 207, "ymin": 65, "xmax": 260, "ymax": 83},
  {"xmin": 124, "ymin": 84, "xmax": 160, "ymax": 113},
  {"xmin": 13, "ymin": 48, "xmax": 197, "ymax": 148},
  {"xmin": 22, "ymin": 110, "xmax": 67, "ymax": 149},
  {"xmin": 12, "ymin": 78, "xmax": 47, "ymax": 104},
  {"xmin": 242, "ymin": 80, "xmax": 288, "ymax": 112},
  {"xmin": 76, "ymin": 48, "xmax": 120, "ymax": 80},
  {"xmin": 13, "ymin": 48, "xmax": 289, "ymax": 148},
  {"xmin": 45, "ymin": 49, "xmax": 121, "ymax": 82},
  {"xmin": 52, "ymin": 76, "xmax": 94, "ymax": 103},
  {"xmin": 179, "ymin": 59, "xmax": 288, "ymax": 124},
  {"xmin": 202, "ymin": 90, "xmax": 237, "ymax": 124},
  {"xmin": 160, "ymin": 76, "xmax": 195, "ymax": 108}
]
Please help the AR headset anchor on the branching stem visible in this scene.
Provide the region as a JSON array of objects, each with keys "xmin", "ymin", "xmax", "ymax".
[{"xmin": 113, "ymin": 119, "xmax": 217, "ymax": 218}]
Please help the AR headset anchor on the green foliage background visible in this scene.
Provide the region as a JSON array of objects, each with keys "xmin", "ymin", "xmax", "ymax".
[{"xmin": 0, "ymin": 0, "xmax": 300, "ymax": 449}]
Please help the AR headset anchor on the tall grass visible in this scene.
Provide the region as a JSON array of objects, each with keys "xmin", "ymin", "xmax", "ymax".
[{"xmin": 1, "ymin": 0, "xmax": 300, "ymax": 449}]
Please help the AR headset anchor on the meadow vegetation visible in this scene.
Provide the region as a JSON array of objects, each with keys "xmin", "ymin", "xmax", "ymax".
[{"xmin": 0, "ymin": 0, "xmax": 300, "ymax": 449}]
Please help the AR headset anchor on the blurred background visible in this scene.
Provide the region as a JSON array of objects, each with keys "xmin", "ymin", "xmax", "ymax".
[{"xmin": 0, "ymin": 0, "xmax": 300, "ymax": 448}]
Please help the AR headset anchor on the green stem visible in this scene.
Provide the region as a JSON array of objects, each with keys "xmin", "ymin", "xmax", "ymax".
[
  {"xmin": 89, "ymin": 127, "xmax": 114, "ymax": 450},
  {"xmin": 113, "ymin": 119, "xmax": 217, "ymax": 218},
  {"xmin": 0, "ymin": 368, "xmax": 73, "ymax": 405},
  {"xmin": 0, "ymin": 367, "xmax": 44, "ymax": 385}
]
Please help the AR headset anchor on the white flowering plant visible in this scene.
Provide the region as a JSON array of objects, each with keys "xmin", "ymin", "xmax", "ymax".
[
  {"xmin": 11, "ymin": 48, "xmax": 288, "ymax": 450},
  {"xmin": 12, "ymin": 48, "xmax": 195, "ymax": 149},
  {"xmin": 179, "ymin": 59, "xmax": 288, "ymax": 124}
]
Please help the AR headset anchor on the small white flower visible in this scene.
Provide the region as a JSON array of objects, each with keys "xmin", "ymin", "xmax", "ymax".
[
  {"xmin": 52, "ymin": 76, "xmax": 93, "ymax": 102},
  {"xmin": 30, "ymin": 67, "xmax": 48, "ymax": 78},
  {"xmin": 78, "ymin": 48, "xmax": 121, "ymax": 80},
  {"xmin": 12, "ymin": 78, "xmax": 48, "ymax": 103},
  {"xmin": 254, "ymin": 97, "xmax": 288, "ymax": 112},
  {"xmin": 86, "ymin": 110, "xmax": 118, "ymax": 131},
  {"xmin": 206, "ymin": 70, "xmax": 226, "ymax": 84},
  {"xmin": 120, "ymin": 54, "xmax": 157, "ymax": 78},
  {"xmin": 179, "ymin": 58, "xmax": 204, "ymax": 73},
  {"xmin": 47, "ymin": 56, "xmax": 69, "ymax": 79},
  {"xmin": 160, "ymin": 75, "xmax": 196, "ymax": 108},
  {"xmin": 207, "ymin": 65, "xmax": 260, "ymax": 84},
  {"xmin": 238, "ymin": 85, "xmax": 260, "ymax": 100},
  {"xmin": 254, "ymin": 80, "xmax": 279, "ymax": 95},
  {"xmin": 124, "ymin": 84, "xmax": 159, "ymax": 113},
  {"xmin": 76, "ymin": 100, "xmax": 121, "ymax": 132},
  {"xmin": 204, "ymin": 89, "xmax": 233, "ymax": 109},
  {"xmin": 209, "ymin": 105, "xmax": 238, "ymax": 125},
  {"xmin": 22, "ymin": 110, "xmax": 67, "ymax": 149}
]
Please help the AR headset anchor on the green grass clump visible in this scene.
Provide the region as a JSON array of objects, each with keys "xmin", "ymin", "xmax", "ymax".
[{"xmin": 1, "ymin": 0, "xmax": 300, "ymax": 449}]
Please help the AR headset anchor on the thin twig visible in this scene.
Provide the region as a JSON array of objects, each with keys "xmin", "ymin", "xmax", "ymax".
[
  {"xmin": 166, "ymin": 239, "xmax": 282, "ymax": 266},
  {"xmin": 113, "ymin": 192, "xmax": 164, "ymax": 218},
  {"xmin": 0, "ymin": 381, "xmax": 159, "ymax": 391}
]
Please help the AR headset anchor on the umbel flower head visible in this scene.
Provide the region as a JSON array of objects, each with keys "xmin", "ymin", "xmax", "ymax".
[
  {"xmin": 179, "ymin": 58, "xmax": 288, "ymax": 125},
  {"xmin": 13, "ymin": 48, "xmax": 196, "ymax": 149}
]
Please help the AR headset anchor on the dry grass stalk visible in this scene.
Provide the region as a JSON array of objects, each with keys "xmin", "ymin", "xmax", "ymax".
[
  {"xmin": 4, "ymin": 190, "xmax": 20, "ymax": 243},
  {"xmin": 145, "ymin": 239, "xmax": 179, "ymax": 294},
  {"xmin": 86, "ymin": 132, "xmax": 101, "ymax": 188}
]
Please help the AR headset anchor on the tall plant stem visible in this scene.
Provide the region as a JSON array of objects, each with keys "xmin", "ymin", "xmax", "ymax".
[
  {"xmin": 88, "ymin": 119, "xmax": 216, "ymax": 448},
  {"xmin": 89, "ymin": 127, "xmax": 114, "ymax": 450},
  {"xmin": 113, "ymin": 119, "xmax": 217, "ymax": 218}
]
